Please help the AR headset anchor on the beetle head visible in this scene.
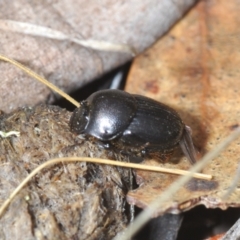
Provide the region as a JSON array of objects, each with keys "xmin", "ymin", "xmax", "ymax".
[{"xmin": 69, "ymin": 101, "xmax": 89, "ymax": 134}]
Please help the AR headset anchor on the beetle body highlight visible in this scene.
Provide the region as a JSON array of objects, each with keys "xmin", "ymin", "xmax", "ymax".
[{"xmin": 70, "ymin": 89, "xmax": 197, "ymax": 164}]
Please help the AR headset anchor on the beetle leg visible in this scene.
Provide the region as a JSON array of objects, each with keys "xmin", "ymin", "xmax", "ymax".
[
  {"xmin": 179, "ymin": 125, "xmax": 197, "ymax": 164},
  {"xmin": 148, "ymin": 151, "xmax": 173, "ymax": 163}
]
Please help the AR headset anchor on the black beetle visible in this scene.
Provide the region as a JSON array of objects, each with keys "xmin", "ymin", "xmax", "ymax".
[{"xmin": 69, "ymin": 89, "xmax": 197, "ymax": 164}]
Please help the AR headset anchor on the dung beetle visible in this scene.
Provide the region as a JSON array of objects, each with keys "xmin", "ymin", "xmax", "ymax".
[{"xmin": 69, "ymin": 89, "xmax": 197, "ymax": 164}]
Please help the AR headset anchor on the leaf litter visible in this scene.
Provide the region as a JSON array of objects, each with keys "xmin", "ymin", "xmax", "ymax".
[{"xmin": 126, "ymin": 0, "xmax": 240, "ymax": 215}]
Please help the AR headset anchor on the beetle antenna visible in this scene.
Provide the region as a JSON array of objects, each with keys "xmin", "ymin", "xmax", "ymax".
[{"xmin": 179, "ymin": 125, "xmax": 197, "ymax": 164}]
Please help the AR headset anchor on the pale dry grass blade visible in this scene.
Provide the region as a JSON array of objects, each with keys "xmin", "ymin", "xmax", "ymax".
[
  {"xmin": 0, "ymin": 20, "xmax": 135, "ymax": 55},
  {"xmin": 113, "ymin": 128, "xmax": 240, "ymax": 240},
  {"xmin": 0, "ymin": 54, "xmax": 80, "ymax": 107}
]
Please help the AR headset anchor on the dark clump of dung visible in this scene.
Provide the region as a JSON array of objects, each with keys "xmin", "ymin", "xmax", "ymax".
[{"xmin": 0, "ymin": 105, "xmax": 131, "ymax": 239}]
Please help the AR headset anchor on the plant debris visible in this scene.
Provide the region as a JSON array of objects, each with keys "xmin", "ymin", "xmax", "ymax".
[{"xmin": 0, "ymin": 105, "xmax": 131, "ymax": 239}]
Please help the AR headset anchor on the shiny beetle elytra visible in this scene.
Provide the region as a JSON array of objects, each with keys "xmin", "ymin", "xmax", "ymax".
[{"xmin": 69, "ymin": 89, "xmax": 197, "ymax": 164}]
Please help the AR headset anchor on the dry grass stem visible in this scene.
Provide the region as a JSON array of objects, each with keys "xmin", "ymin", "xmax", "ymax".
[
  {"xmin": 221, "ymin": 160, "xmax": 240, "ymax": 200},
  {"xmin": 0, "ymin": 157, "xmax": 212, "ymax": 218},
  {"xmin": 0, "ymin": 54, "xmax": 80, "ymax": 107},
  {"xmin": 0, "ymin": 20, "xmax": 135, "ymax": 55}
]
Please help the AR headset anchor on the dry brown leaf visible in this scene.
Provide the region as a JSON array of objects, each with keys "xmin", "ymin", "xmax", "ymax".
[
  {"xmin": 0, "ymin": 0, "xmax": 197, "ymax": 112},
  {"xmin": 126, "ymin": 0, "xmax": 240, "ymax": 216}
]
